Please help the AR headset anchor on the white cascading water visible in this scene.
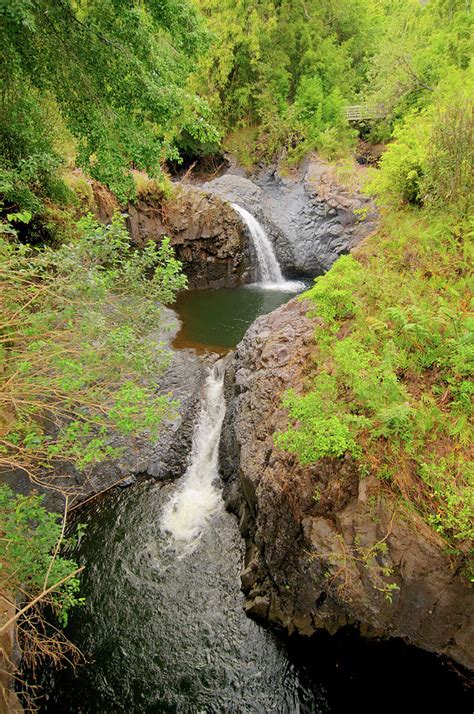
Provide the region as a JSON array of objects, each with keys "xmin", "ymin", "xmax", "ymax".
[
  {"xmin": 231, "ymin": 203, "xmax": 284, "ymax": 283},
  {"xmin": 160, "ymin": 361, "xmax": 226, "ymax": 550},
  {"xmin": 161, "ymin": 208, "xmax": 303, "ymax": 552},
  {"xmin": 231, "ymin": 202, "xmax": 304, "ymax": 291}
]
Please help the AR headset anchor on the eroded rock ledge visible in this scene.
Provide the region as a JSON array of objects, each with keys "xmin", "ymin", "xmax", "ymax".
[
  {"xmin": 220, "ymin": 298, "xmax": 474, "ymax": 671},
  {"xmin": 127, "ymin": 186, "xmax": 253, "ymax": 289}
]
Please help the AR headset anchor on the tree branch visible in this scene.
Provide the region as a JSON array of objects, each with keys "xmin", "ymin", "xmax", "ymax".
[{"xmin": 0, "ymin": 567, "xmax": 84, "ymax": 635}]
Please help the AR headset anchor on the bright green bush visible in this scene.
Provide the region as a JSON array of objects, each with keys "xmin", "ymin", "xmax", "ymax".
[
  {"xmin": 365, "ymin": 113, "xmax": 430, "ymax": 205},
  {"xmin": 0, "ymin": 485, "xmax": 84, "ymax": 626},
  {"xmin": 365, "ymin": 67, "xmax": 473, "ymax": 210},
  {"xmin": 304, "ymin": 255, "xmax": 364, "ymax": 323},
  {"xmin": 0, "ymin": 213, "xmax": 186, "ymax": 486},
  {"xmin": 424, "ymin": 97, "xmax": 474, "ymax": 211}
]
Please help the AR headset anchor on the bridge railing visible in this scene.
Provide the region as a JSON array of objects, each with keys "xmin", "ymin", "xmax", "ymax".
[{"xmin": 344, "ymin": 104, "xmax": 386, "ymax": 122}]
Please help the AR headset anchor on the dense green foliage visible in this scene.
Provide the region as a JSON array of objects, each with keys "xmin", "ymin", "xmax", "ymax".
[
  {"xmin": 194, "ymin": 0, "xmax": 378, "ymax": 164},
  {"xmin": 277, "ymin": 210, "xmax": 473, "ymax": 567},
  {"xmin": 192, "ymin": 0, "xmax": 473, "ymax": 169},
  {"xmin": 364, "ymin": 0, "xmax": 472, "ymax": 118},
  {"xmin": 0, "ymin": 0, "xmax": 219, "ymax": 210},
  {"xmin": 0, "ymin": 485, "xmax": 83, "ymax": 626},
  {"xmin": 366, "ymin": 75, "xmax": 473, "ymax": 210},
  {"xmin": 363, "ymin": 0, "xmax": 473, "ymax": 210},
  {"xmin": 2, "ymin": 0, "xmax": 471, "ymax": 209},
  {"xmin": 271, "ymin": 1, "xmax": 473, "ymax": 573},
  {"xmin": 0, "ymin": 214, "xmax": 186, "ymax": 487}
]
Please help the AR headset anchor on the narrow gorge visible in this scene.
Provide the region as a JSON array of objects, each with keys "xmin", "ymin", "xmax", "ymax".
[{"xmin": 33, "ymin": 163, "xmax": 472, "ymax": 712}]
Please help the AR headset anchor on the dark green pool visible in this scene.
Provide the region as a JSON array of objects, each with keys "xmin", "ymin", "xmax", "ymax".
[
  {"xmin": 173, "ymin": 283, "xmax": 306, "ymax": 353},
  {"xmin": 40, "ymin": 480, "xmax": 473, "ymax": 713}
]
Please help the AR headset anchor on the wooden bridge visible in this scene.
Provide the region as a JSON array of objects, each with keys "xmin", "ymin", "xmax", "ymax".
[{"xmin": 343, "ymin": 104, "xmax": 386, "ymax": 122}]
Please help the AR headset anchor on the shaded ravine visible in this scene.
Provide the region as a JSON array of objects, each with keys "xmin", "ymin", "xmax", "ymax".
[
  {"xmin": 40, "ymin": 370, "xmax": 472, "ymax": 713},
  {"xmin": 39, "ymin": 209, "xmax": 472, "ymax": 712},
  {"xmin": 40, "ymin": 365, "xmax": 315, "ymax": 712}
]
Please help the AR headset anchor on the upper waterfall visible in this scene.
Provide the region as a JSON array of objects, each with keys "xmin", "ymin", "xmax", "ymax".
[
  {"xmin": 231, "ymin": 203, "xmax": 284, "ymax": 284},
  {"xmin": 231, "ymin": 203, "xmax": 304, "ymax": 291}
]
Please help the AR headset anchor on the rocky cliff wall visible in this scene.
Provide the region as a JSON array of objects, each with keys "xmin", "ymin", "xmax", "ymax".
[
  {"xmin": 204, "ymin": 157, "xmax": 377, "ymax": 277},
  {"xmin": 220, "ymin": 298, "xmax": 474, "ymax": 671},
  {"xmin": 127, "ymin": 187, "xmax": 253, "ymax": 289}
]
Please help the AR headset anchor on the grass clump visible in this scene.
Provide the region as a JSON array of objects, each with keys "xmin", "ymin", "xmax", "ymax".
[{"xmin": 132, "ymin": 171, "xmax": 175, "ymax": 202}]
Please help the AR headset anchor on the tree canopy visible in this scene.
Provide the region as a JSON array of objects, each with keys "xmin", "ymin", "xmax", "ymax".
[
  {"xmin": 0, "ymin": 0, "xmax": 219, "ymax": 204},
  {"xmin": 1, "ymin": 0, "xmax": 472, "ymax": 205}
]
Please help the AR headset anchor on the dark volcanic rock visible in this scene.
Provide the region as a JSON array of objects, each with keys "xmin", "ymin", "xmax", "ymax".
[
  {"xmin": 204, "ymin": 157, "xmax": 377, "ymax": 277},
  {"xmin": 220, "ymin": 298, "xmax": 474, "ymax": 671},
  {"xmin": 127, "ymin": 186, "xmax": 253, "ymax": 289}
]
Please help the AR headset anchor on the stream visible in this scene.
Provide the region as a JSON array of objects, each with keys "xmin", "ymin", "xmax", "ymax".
[{"xmin": 40, "ymin": 207, "xmax": 472, "ymax": 712}]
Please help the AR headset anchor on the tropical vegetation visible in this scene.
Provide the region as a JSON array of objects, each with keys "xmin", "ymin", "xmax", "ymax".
[{"xmin": 0, "ymin": 0, "xmax": 472, "ymax": 705}]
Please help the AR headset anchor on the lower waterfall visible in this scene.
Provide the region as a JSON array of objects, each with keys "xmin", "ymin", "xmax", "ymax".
[{"xmin": 160, "ymin": 361, "xmax": 226, "ymax": 548}]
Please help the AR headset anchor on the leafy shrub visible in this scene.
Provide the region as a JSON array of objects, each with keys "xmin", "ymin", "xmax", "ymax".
[
  {"xmin": 0, "ymin": 485, "xmax": 84, "ymax": 626},
  {"xmin": 304, "ymin": 255, "xmax": 364, "ymax": 323},
  {"xmin": 424, "ymin": 98, "xmax": 474, "ymax": 211},
  {"xmin": 365, "ymin": 71, "xmax": 473, "ymax": 211},
  {"xmin": 418, "ymin": 459, "xmax": 474, "ymax": 546},
  {"xmin": 0, "ymin": 213, "xmax": 186, "ymax": 489},
  {"xmin": 365, "ymin": 112, "xmax": 430, "ymax": 205},
  {"xmin": 276, "ymin": 390, "xmax": 359, "ymax": 464}
]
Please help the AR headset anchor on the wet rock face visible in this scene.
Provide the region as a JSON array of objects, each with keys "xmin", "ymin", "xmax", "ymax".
[
  {"xmin": 220, "ymin": 298, "xmax": 474, "ymax": 671},
  {"xmin": 204, "ymin": 158, "xmax": 377, "ymax": 277},
  {"xmin": 127, "ymin": 187, "xmax": 253, "ymax": 289}
]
